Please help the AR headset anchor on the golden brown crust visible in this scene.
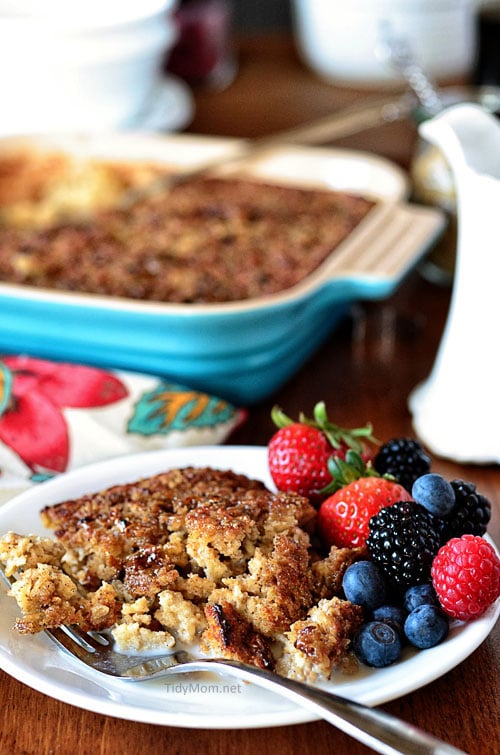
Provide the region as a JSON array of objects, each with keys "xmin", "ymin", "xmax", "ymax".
[
  {"xmin": 0, "ymin": 176, "xmax": 375, "ymax": 303},
  {"xmin": 122, "ymin": 546, "xmax": 179, "ymax": 598},
  {"xmin": 40, "ymin": 467, "xmax": 268, "ymax": 588}
]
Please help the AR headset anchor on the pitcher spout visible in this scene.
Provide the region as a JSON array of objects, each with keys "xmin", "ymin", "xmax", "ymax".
[{"xmin": 419, "ymin": 103, "xmax": 500, "ymax": 180}]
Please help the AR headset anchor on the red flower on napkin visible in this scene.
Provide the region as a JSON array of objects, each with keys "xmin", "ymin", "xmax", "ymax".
[{"xmin": 0, "ymin": 356, "xmax": 128, "ymax": 476}]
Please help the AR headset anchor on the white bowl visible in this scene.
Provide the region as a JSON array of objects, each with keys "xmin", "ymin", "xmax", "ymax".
[
  {"xmin": 0, "ymin": 0, "xmax": 178, "ymax": 134},
  {"xmin": 292, "ymin": 0, "xmax": 478, "ymax": 87}
]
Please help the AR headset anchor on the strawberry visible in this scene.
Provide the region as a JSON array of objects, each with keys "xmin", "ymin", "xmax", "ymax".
[
  {"xmin": 317, "ymin": 452, "xmax": 412, "ymax": 548},
  {"xmin": 268, "ymin": 402, "xmax": 377, "ymax": 502},
  {"xmin": 268, "ymin": 422, "xmax": 334, "ymax": 500}
]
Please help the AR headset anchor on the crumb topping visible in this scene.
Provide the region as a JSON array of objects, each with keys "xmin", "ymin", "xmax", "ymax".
[{"xmin": 0, "ymin": 176, "xmax": 375, "ymax": 303}]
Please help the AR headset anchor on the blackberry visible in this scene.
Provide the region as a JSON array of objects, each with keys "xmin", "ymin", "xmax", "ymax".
[
  {"xmin": 366, "ymin": 501, "xmax": 441, "ymax": 590},
  {"xmin": 437, "ymin": 480, "xmax": 491, "ymax": 543},
  {"xmin": 374, "ymin": 438, "xmax": 431, "ymax": 493}
]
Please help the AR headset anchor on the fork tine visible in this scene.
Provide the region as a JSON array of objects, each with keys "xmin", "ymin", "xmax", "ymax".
[
  {"xmin": 57, "ymin": 625, "xmax": 110, "ymax": 652},
  {"xmin": 44, "ymin": 625, "xmax": 102, "ymax": 665}
]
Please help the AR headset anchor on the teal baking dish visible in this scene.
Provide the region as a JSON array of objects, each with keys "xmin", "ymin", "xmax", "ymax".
[{"xmin": 0, "ymin": 134, "xmax": 444, "ymax": 404}]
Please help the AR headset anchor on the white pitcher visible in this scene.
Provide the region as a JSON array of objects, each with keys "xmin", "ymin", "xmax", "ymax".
[{"xmin": 409, "ymin": 103, "xmax": 500, "ymax": 463}]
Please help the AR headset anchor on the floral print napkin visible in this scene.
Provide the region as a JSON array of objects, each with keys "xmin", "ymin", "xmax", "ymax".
[{"xmin": 0, "ymin": 355, "xmax": 245, "ymax": 504}]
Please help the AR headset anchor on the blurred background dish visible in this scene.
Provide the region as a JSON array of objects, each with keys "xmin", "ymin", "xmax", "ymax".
[
  {"xmin": 0, "ymin": 0, "xmax": 180, "ymax": 135},
  {"xmin": 291, "ymin": 0, "xmax": 478, "ymax": 88},
  {"xmin": 0, "ymin": 133, "xmax": 444, "ymax": 404}
]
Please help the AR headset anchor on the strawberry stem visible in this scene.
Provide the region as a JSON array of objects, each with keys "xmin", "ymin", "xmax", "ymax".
[
  {"xmin": 270, "ymin": 405, "xmax": 294, "ymax": 428},
  {"xmin": 299, "ymin": 400, "xmax": 378, "ymax": 453},
  {"xmin": 321, "ymin": 450, "xmax": 395, "ymax": 495}
]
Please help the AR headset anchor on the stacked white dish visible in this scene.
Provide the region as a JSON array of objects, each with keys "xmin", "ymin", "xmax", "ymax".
[{"xmin": 0, "ymin": 0, "xmax": 189, "ymax": 134}]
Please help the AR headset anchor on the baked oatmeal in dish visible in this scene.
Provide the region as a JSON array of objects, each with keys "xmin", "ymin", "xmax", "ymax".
[
  {"xmin": 0, "ymin": 176, "xmax": 375, "ymax": 303},
  {"xmin": 0, "ymin": 148, "xmax": 168, "ymax": 229},
  {"xmin": 0, "ymin": 466, "xmax": 364, "ymax": 682}
]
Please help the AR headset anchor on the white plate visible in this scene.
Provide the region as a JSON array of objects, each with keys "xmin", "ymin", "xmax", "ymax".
[{"xmin": 0, "ymin": 446, "xmax": 498, "ymax": 729}]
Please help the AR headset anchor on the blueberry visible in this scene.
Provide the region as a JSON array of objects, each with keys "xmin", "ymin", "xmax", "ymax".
[
  {"xmin": 412, "ymin": 473, "xmax": 455, "ymax": 517},
  {"xmin": 353, "ymin": 621, "xmax": 402, "ymax": 667},
  {"xmin": 404, "ymin": 583, "xmax": 439, "ymax": 612},
  {"xmin": 404, "ymin": 604, "xmax": 449, "ymax": 649},
  {"xmin": 342, "ymin": 561, "xmax": 388, "ymax": 611},
  {"xmin": 372, "ymin": 605, "xmax": 408, "ymax": 638}
]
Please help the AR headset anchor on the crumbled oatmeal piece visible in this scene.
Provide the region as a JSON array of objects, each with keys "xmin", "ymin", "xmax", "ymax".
[
  {"xmin": 0, "ymin": 532, "xmax": 65, "ymax": 577},
  {"xmin": 275, "ymin": 597, "xmax": 363, "ymax": 682},
  {"xmin": 175, "ymin": 573, "xmax": 216, "ymax": 601},
  {"xmin": 185, "ymin": 498, "xmax": 260, "ymax": 581},
  {"xmin": 85, "ymin": 583, "xmax": 122, "ymax": 629},
  {"xmin": 120, "ymin": 596, "xmax": 154, "ymax": 625},
  {"xmin": 112, "ymin": 623, "xmax": 175, "ymax": 653},
  {"xmin": 8, "ymin": 563, "xmax": 121, "ymax": 634},
  {"xmin": 155, "ymin": 590, "xmax": 206, "ymax": 644},
  {"xmin": 210, "ymin": 534, "xmax": 314, "ymax": 637},
  {"xmin": 10, "ymin": 564, "xmax": 78, "ymax": 615}
]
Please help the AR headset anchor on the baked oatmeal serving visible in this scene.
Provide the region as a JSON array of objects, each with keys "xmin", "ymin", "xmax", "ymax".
[{"xmin": 0, "ymin": 466, "xmax": 365, "ymax": 683}]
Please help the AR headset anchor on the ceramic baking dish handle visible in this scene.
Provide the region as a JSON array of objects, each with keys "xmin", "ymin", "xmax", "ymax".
[{"xmin": 324, "ymin": 202, "xmax": 445, "ymax": 290}]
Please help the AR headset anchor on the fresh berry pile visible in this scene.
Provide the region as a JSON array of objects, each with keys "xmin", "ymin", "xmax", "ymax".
[{"xmin": 267, "ymin": 403, "xmax": 500, "ymax": 669}]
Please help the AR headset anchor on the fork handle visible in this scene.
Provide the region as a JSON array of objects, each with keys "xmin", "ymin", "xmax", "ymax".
[{"xmin": 178, "ymin": 659, "xmax": 465, "ymax": 755}]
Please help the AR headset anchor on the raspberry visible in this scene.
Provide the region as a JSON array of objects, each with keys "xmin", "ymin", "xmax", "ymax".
[{"xmin": 431, "ymin": 535, "xmax": 500, "ymax": 621}]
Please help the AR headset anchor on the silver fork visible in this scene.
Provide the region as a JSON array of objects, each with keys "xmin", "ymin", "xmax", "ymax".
[{"xmin": 0, "ymin": 571, "xmax": 465, "ymax": 755}]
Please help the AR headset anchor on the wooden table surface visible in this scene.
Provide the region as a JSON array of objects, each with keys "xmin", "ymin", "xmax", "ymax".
[{"xmin": 1, "ymin": 34, "xmax": 498, "ymax": 755}]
